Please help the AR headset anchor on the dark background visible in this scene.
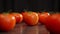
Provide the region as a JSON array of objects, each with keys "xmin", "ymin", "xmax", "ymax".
[{"xmin": 0, "ymin": 0, "xmax": 59, "ymax": 12}]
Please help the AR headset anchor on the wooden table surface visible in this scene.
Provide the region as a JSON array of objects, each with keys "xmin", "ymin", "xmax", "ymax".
[{"xmin": 0, "ymin": 23, "xmax": 50, "ymax": 34}]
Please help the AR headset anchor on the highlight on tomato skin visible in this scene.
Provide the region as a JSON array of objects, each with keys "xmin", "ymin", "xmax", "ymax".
[
  {"xmin": 10, "ymin": 13, "xmax": 23, "ymax": 24},
  {"xmin": 0, "ymin": 14, "xmax": 16, "ymax": 31},
  {"xmin": 22, "ymin": 12, "xmax": 39, "ymax": 26}
]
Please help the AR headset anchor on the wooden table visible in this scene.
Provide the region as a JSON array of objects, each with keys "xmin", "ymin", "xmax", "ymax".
[{"xmin": 0, "ymin": 23, "xmax": 50, "ymax": 34}]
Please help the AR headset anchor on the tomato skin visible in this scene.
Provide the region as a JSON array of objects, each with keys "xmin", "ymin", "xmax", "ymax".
[
  {"xmin": 21, "ymin": 12, "xmax": 29, "ymax": 22},
  {"xmin": 38, "ymin": 12, "xmax": 50, "ymax": 24},
  {"xmin": 45, "ymin": 14, "xmax": 60, "ymax": 34},
  {"xmin": 10, "ymin": 13, "xmax": 23, "ymax": 23},
  {"xmin": 22, "ymin": 12, "xmax": 39, "ymax": 26},
  {"xmin": 0, "ymin": 14, "xmax": 16, "ymax": 31}
]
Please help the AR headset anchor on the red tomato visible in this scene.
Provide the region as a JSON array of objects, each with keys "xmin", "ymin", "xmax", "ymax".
[
  {"xmin": 0, "ymin": 14, "xmax": 16, "ymax": 31},
  {"xmin": 10, "ymin": 13, "xmax": 23, "ymax": 23},
  {"xmin": 45, "ymin": 14, "xmax": 60, "ymax": 34},
  {"xmin": 38, "ymin": 12, "xmax": 50, "ymax": 24},
  {"xmin": 22, "ymin": 12, "xmax": 39, "ymax": 26},
  {"xmin": 21, "ymin": 12, "xmax": 28, "ymax": 22}
]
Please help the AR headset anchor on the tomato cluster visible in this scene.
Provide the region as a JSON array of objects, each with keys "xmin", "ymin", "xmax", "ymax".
[
  {"xmin": 0, "ymin": 12, "xmax": 39, "ymax": 31},
  {"xmin": 0, "ymin": 11, "xmax": 60, "ymax": 34},
  {"xmin": 0, "ymin": 13, "xmax": 23, "ymax": 31}
]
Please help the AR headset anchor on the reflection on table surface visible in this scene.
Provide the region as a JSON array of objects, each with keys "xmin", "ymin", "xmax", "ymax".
[{"xmin": 0, "ymin": 23, "xmax": 50, "ymax": 34}]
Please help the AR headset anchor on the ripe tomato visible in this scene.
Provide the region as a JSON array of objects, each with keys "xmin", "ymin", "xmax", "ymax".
[
  {"xmin": 45, "ymin": 13, "xmax": 60, "ymax": 34},
  {"xmin": 38, "ymin": 12, "xmax": 50, "ymax": 24},
  {"xmin": 21, "ymin": 12, "xmax": 28, "ymax": 22},
  {"xmin": 10, "ymin": 13, "xmax": 23, "ymax": 23},
  {"xmin": 22, "ymin": 12, "xmax": 39, "ymax": 26},
  {"xmin": 0, "ymin": 14, "xmax": 16, "ymax": 31}
]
